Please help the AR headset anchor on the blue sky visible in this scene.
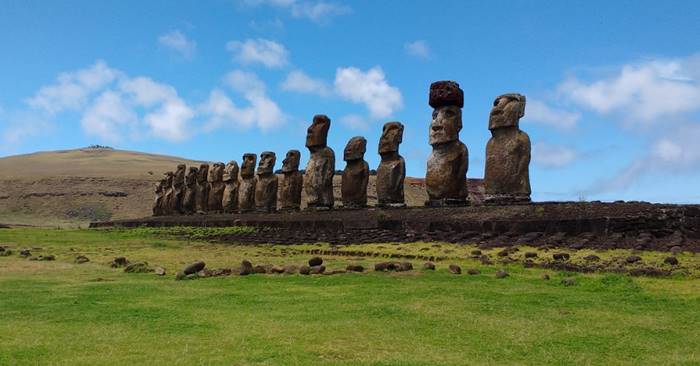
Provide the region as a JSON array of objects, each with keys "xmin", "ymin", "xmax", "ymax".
[{"xmin": 1, "ymin": 0, "xmax": 700, "ymax": 203}]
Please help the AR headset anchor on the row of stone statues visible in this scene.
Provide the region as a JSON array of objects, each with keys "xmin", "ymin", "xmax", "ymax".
[{"xmin": 153, "ymin": 80, "xmax": 531, "ymax": 215}]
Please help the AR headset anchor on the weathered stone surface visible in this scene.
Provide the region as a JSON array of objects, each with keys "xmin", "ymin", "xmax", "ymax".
[
  {"xmin": 299, "ymin": 265, "xmax": 311, "ymax": 275},
  {"xmin": 346, "ymin": 264, "xmax": 364, "ymax": 272},
  {"xmin": 75, "ymin": 255, "xmax": 89, "ymax": 264},
  {"xmin": 161, "ymin": 172, "xmax": 175, "ymax": 215},
  {"xmin": 448, "ymin": 264, "xmax": 462, "ymax": 274},
  {"xmin": 171, "ymin": 164, "xmax": 186, "ymax": 214},
  {"xmin": 153, "ymin": 177, "xmax": 167, "ymax": 216},
  {"xmin": 308, "ymin": 256, "xmax": 323, "ymax": 267},
  {"xmin": 183, "ymin": 261, "xmax": 206, "ymax": 275},
  {"xmin": 423, "ymin": 262, "xmax": 436, "ymax": 270},
  {"xmin": 222, "ymin": 161, "xmax": 239, "ymax": 213},
  {"xmin": 19, "ymin": 249, "xmax": 31, "ymax": 258},
  {"xmin": 238, "ymin": 154, "xmax": 257, "ymax": 213},
  {"xmin": 426, "ymin": 81, "xmax": 468, "ymax": 206},
  {"xmin": 207, "ymin": 163, "xmax": 225, "ymax": 213},
  {"xmin": 182, "ymin": 166, "xmax": 198, "ymax": 214},
  {"xmin": 240, "ymin": 260, "xmax": 254, "ymax": 275},
  {"xmin": 195, "ymin": 164, "xmax": 210, "ymax": 214},
  {"xmin": 124, "ymin": 262, "xmax": 151, "ymax": 273},
  {"xmin": 255, "ymin": 151, "xmax": 278, "ymax": 213},
  {"xmin": 110, "ymin": 256, "xmax": 129, "ymax": 268},
  {"xmin": 304, "ymin": 115, "xmax": 335, "ymax": 210},
  {"xmin": 377, "ymin": 122, "xmax": 406, "ymax": 208},
  {"xmin": 484, "ymin": 93, "xmax": 531, "ymax": 204},
  {"xmin": 154, "ymin": 267, "xmax": 166, "ymax": 276},
  {"xmin": 310, "ymin": 265, "xmax": 326, "ymax": 274},
  {"xmin": 279, "ymin": 150, "xmax": 303, "ymax": 211},
  {"xmin": 341, "ymin": 136, "xmax": 369, "ymax": 209}
]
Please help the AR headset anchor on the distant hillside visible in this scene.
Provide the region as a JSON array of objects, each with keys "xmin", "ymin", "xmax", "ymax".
[{"xmin": 0, "ymin": 147, "xmax": 482, "ymax": 227}]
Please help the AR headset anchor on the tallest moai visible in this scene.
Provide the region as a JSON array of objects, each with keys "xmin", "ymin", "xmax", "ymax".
[
  {"xmin": 304, "ymin": 115, "xmax": 335, "ymax": 210},
  {"xmin": 425, "ymin": 81, "xmax": 469, "ymax": 206}
]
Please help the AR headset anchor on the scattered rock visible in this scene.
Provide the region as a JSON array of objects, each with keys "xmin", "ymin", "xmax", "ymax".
[
  {"xmin": 38, "ymin": 255, "xmax": 55, "ymax": 261},
  {"xmin": 346, "ymin": 264, "xmax": 364, "ymax": 272},
  {"xmin": 524, "ymin": 252, "xmax": 537, "ymax": 258},
  {"xmin": 284, "ymin": 265, "xmax": 298, "ymax": 274},
  {"xmin": 299, "ymin": 265, "xmax": 311, "ymax": 275},
  {"xmin": 124, "ymin": 262, "xmax": 151, "ymax": 273},
  {"xmin": 254, "ymin": 264, "xmax": 269, "ymax": 274},
  {"xmin": 0, "ymin": 249, "xmax": 12, "ymax": 256},
  {"xmin": 183, "ymin": 261, "xmax": 206, "ymax": 275},
  {"xmin": 495, "ymin": 270, "xmax": 509, "ymax": 279},
  {"xmin": 626, "ymin": 255, "xmax": 642, "ymax": 264},
  {"xmin": 479, "ymin": 255, "xmax": 493, "ymax": 265},
  {"xmin": 583, "ymin": 255, "xmax": 600, "ymax": 262},
  {"xmin": 561, "ymin": 277, "xmax": 576, "ymax": 286},
  {"xmin": 75, "ymin": 255, "xmax": 90, "ymax": 264},
  {"xmin": 423, "ymin": 262, "xmax": 436, "ymax": 270},
  {"xmin": 541, "ymin": 273, "xmax": 550, "ymax": 280},
  {"xmin": 323, "ymin": 269, "xmax": 346, "ymax": 275},
  {"xmin": 467, "ymin": 268, "xmax": 480, "ymax": 275},
  {"xmin": 399, "ymin": 262, "xmax": 413, "ymax": 271},
  {"xmin": 154, "ymin": 267, "xmax": 166, "ymax": 276},
  {"xmin": 110, "ymin": 257, "xmax": 130, "ymax": 268},
  {"xmin": 175, "ymin": 272, "xmax": 187, "ymax": 280},
  {"xmin": 309, "ymin": 265, "xmax": 326, "ymax": 274},
  {"xmin": 374, "ymin": 262, "xmax": 390, "ymax": 271},
  {"xmin": 308, "ymin": 257, "xmax": 323, "ymax": 267},
  {"xmin": 552, "ymin": 253, "xmax": 570, "ymax": 261},
  {"xmin": 448, "ymin": 264, "xmax": 461, "ymax": 274},
  {"xmin": 664, "ymin": 257, "xmax": 679, "ymax": 266},
  {"xmin": 19, "ymin": 249, "xmax": 31, "ymax": 258},
  {"xmin": 270, "ymin": 265, "xmax": 285, "ymax": 274},
  {"xmin": 240, "ymin": 260, "xmax": 254, "ymax": 276}
]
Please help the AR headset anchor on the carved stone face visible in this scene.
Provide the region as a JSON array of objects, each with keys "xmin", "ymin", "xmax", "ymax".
[
  {"xmin": 241, "ymin": 153, "xmax": 257, "ymax": 178},
  {"xmin": 489, "ymin": 93, "xmax": 526, "ymax": 130},
  {"xmin": 197, "ymin": 164, "xmax": 209, "ymax": 183},
  {"xmin": 185, "ymin": 167, "xmax": 198, "ymax": 185},
  {"xmin": 208, "ymin": 162, "xmax": 224, "ymax": 182},
  {"xmin": 164, "ymin": 172, "xmax": 174, "ymax": 187},
  {"xmin": 223, "ymin": 161, "xmax": 239, "ymax": 182},
  {"xmin": 379, "ymin": 122, "xmax": 404, "ymax": 154},
  {"xmin": 257, "ymin": 151, "xmax": 276, "ymax": 175},
  {"xmin": 305, "ymin": 114, "xmax": 331, "ymax": 148},
  {"xmin": 429, "ymin": 105, "xmax": 462, "ymax": 145},
  {"xmin": 282, "ymin": 150, "xmax": 300, "ymax": 173},
  {"xmin": 344, "ymin": 136, "xmax": 367, "ymax": 161}
]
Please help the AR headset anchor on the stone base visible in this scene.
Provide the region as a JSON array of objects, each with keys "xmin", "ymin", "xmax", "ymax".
[
  {"xmin": 484, "ymin": 194, "xmax": 531, "ymax": 206},
  {"xmin": 255, "ymin": 208, "xmax": 277, "ymax": 214},
  {"xmin": 425, "ymin": 198, "xmax": 469, "ymax": 207},
  {"xmin": 341, "ymin": 204, "xmax": 367, "ymax": 210},
  {"xmin": 278, "ymin": 207, "xmax": 300, "ymax": 213},
  {"xmin": 305, "ymin": 205, "xmax": 332, "ymax": 211},
  {"xmin": 376, "ymin": 203, "xmax": 407, "ymax": 209}
]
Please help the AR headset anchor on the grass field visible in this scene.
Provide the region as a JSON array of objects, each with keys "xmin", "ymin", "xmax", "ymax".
[{"xmin": 1, "ymin": 228, "xmax": 699, "ymax": 365}]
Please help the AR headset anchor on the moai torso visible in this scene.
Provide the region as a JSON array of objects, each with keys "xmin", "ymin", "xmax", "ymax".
[
  {"xmin": 255, "ymin": 152, "xmax": 278, "ymax": 213},
  {"xmin": 425, "ymin": 81, "xmax": 469, "ymax": 206},
  {"xmin": 341, "ymin": 136, "xmax": 369, "ymax": 209},
  {"xmin": 222, "ymin": 161, "xmax": 239, "ymax": 213},
  {"xmin": 279, "ymin": 150, "xmax": 303, "ymax": 211},
  {"xmin": 207, "ymin": 163, "xmax": 225, "ymax": 213},
  {"xmin": 153, "ymin": 179, "xmax": 166, "ymax": 216},
  {"xmin": 162, "ymin": 173, "xmax": 175, "ymax": 215},
  {"xmin": 182, "ymin": 167, "xmax": 198, "ymax": 214},
  {"xmin": 304, "ymin": 115, "xmax": 335, "ymax": 210},
  {"xmin": 484, "ymin": 93, "xmax": 531, "ymax": 203},
  {"xmin": 195, "ymin": 164, "xmax": 210, "ymax": 213},
  {"xmin": 172, "ymin": 164, "xmax": 186, "ymax": 214},
  {"xmin": 238, "ymin": 154, "xmax": 257, "ymax": 212},
  {"xmin": 376, "ymin": 122, "xmax": 406, "ymax": 207}
]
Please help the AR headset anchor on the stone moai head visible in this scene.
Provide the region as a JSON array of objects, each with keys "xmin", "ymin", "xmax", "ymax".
[
  {"xmin": 257, "ymin": 151, "xmax": 276, "ymax": 175},
  {"xmin": 185, "ymin": 167, "xmax": 198, "ymax": 186},
  {"xmin": 208, "ymin": 162, "xmax": 224, "ymax": 182},
  {"xmin": 282, "ymin": 149, "xmax": 301, "ymax": 173},
  {"xmin": 429, "ymin": 81, "xmax": 464, "ymax": 146},
  {"xmin": 241, "ymin": 153, "xmax": 257, "ymax": 178},
  {"xmin": 344, "ymin": 136, "xmax": 367, "ymax": 161},
  {"xmin": 174, "ymin": 164, "xmax": 186, "ymax": 184},
  {"xmin": 379, "ymin": 121, "xmax": 404, "ymax": 155},
  {"xmin": 164, "ymin": 171, "xmax": 174, "ymax": 186},
  {"xmin": 489, "ymin": 93, "xmax": 526, "ymax": 130},
  {"xmin": 197, "ymin": 164, "xmax": 209, "ymax": 183},
  {"xmin": 305, "ymin": 114, "xmax": 331, "ymax": 149},
  {"xmin": 223, "ymin": 161, "xmax": 239, "ymax": 182}
]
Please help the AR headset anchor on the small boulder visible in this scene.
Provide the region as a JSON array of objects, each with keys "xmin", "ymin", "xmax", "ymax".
[
  {"xmin": 479, "ymin": 255, "xmax": 493, "ymax": 265},
  {"xmin": 284, "ymin": 265, "xmax": 298, "ymax": 274},
  {"xmin": 448, "ymin": 264, "xmax": 461, "ymax": 274},
  {"xmin": 495, "ymin": 270, "xmax": 509, "ymax": 279},
  {"xmin": 497, "ymin": 249, "xmax": 509, "ymax": 257},
  {"xmin": 299, "ymin": 265, "xmax": 311, "ymax": 275},
  {"xmin": 183, "ymin": 261, "xmax": 206, "ymax": 275},
  {"xmin": 124, "ymin": 262, "xmax": 151, "ymax": 273},
  {"xmin": 423, "ymin": 262, "xmax": 436, "ymax": 270},
  {"xmin": 552, "ymin": 253, "xmax": 570, "ymax": 261},
  {"xmin": 467, "ymin": 268, "xmax": 480, "ymax": 275},
  {"xmin": 75, "ymin": 255, "xmax": 90, "ymax": 264},
  {"xmin": 270, "ymin": 265, "xmax": 285, "ymax": 274},
  {"xmin": 524, "ymin": 252, "xmax": 537, "ymax": 259},
  {"xmin": 626, "ymin": 255, "xmax": 642, "ymax": 264},
  {"xmin": 346, "ymin": 264, "xmax": 364, "ymax": 272},
  {"xmin": 583, "ymin": 254, "xmax": 600, "ymax": 262},
  {"xmin": 664, "ymin": 257, "xmax": 679, "ymax": 266},
  {"xmin": 309, "ymin": 265, "xmax": 326, "ymax": 274},
  {"xmin": 240, "ymin": 260, "xmax": 254, "ymax": 276},
  {"xmin": 111, "ymin": 257, "xmax": 130, "ymax": 268},
  {"xmin": 0, "ymin": 249, "xmax": 12, "ymax": 256},
  {"xmin": 175, "ymin": 271, "xmax": 188, "ymax": 281},
  {"xmin": 253, "ymin": 264, "xmax": 269, "ymax": 274},
  {"xmin": 154, "ymin": 267, "xmax": 166, "ymax": 276},
  {"xmin": 308, "ymin": 257, "xmax": 323, "ymax": 267},
  {"xmin": 19, "ymin": 249, "xmax": 31, "ymax": 258},
  {"xmin": 374, "ymin": 262, "xmax": 390, "ymax": 271},
  {"xmin": 398, "ymin": 262, "xmax": 413, "ymax": 272},
  {"xmin": 561, "ymin": 277, "xmax": 576, "ymax": 286}
]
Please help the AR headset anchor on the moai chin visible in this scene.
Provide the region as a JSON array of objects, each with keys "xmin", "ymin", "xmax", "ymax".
[
  {"xmin": 195, "ymin": 164, "xmax": 210, "ymax": 214},
  {"xmin": 425, "ymin": 81, "xmax": 469, "ymax": 206},
  {"xmin": 341, "ymin": 136, "xmax": 369, "ymax": 209},
  {"xmin": 207, "ymin": 162, "xmax": 225, "ymax": 213},
  {"xmin": 238, "ymin": 153, "xmax": 257, "ymax": 212},
  {"xmin": 255, "ymin": 151, "xmax": 278, "ymax": 213},
  {"xmin": 484, "ymin": 93, "xmax": 531, "ymax": 204},
  {"xmin": 377, "ymin": 121, "xmax": 406, "ymax": 208},
  {"xmin": 279, "ymin": 149, "xmax": 303, "ymax": 211},
  {"xmin": 222, "ymin": 161, "xmax": 240, "ymax": 213},
  {"xmin": 162, "ymin": 172, "xmax": 175, "ymax": 215},
  {"xmin": 153, "ymin": 177, "xmax": 167, "ymax": 216},
  {"xmin": 172, "ymin": 164, "xmax": 186, "ymax": 214},
  {"xmin": 304, "ymin": 115, "xmax": 335, "ymax": 210},
  {"xmin": 182, "ymin": 166, "xmax": 198, "ymax": 214}
]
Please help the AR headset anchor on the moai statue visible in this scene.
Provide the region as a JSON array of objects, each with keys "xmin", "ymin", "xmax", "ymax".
[
  {"xmin": 238, "ymin": 153, "xmax": 257, "ymax": 212},
  {"xmin": 162, "ymin": 172, "xmax": 175, "ymax": 215},
  {"xmin": 376, "ymin": 122, "xmax": 406, "ymax": 208},
  {"xmin": 341, "ymin": 136, "xmax": 369, "ymax": 209},
  {"xmin": 255, "ymin": 151, "xmax": 278, "ymax": 213},
  {"xmin": 484, "ymin": 93, "xmax": 531, "ymax": 204},
  {"xmin": 425, "ymin": 81, "xmax": 469, "ymax": 206},
  {"xmin": 279, "ymin": 150, "xmax": 303, "ymax": 211},
  {"xmin": 304, "ymin": 115, "xmax": 335, "ymax": 210},
  {"xmin": 153, "ymin": 178, "xmax": 167, "ymax": 216},
  {"xmin": 171, "ymin": 164, "xmax": 186, "ymax": 214},
  {"xmin": 195, "ymin": 164, "xmax": 210, "ymax": 214},
  {"xmin": 222, "ymin": 161, "xmax": 240, "ymax": 213},
  {"xmin": 181, "ymin": 166, "xmax": 198, "ymax": 214},
  {"xmin": 207, "ymin": 162, "xmax": 225, "ymax": 213}
]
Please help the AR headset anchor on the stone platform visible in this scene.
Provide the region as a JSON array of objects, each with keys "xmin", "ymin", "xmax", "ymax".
[{"xmin": 90, "ymin": 202, "xmax": 700, "ymax": 252}]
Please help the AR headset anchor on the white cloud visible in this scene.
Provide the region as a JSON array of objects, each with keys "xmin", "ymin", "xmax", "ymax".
[
  {"xmin": 158, "ymin": 30, "xmax": 197, "ymax": 59},
  {"xmin": 334, "ymin": 66, "xmax": 403, "ymax": 119},
  {"xmin": 243, "ymin": 0, "xmax": 350, "ymax": 23},
  {"xmin": 404, "ymin": 40, "xmax": 431, "ymax": 59},
  {"xmin": 523, "ymin": 99, "xmax": 580, "ymax": 130},
  {"xmin": 339, "ymin": 114, "xmax": 368, "ymax": 131},
  {"xmin": 558, "ymin": 58, "xmax": 700, "ymax": 125},
  {"xmin": 532, "ymin": 142, "xmax": 577, "ymax": 168},
  {"xmin": 25, "ymin": 60, "xmax": 120, "ymax": 114},
  {"xmin": 201, "ymin": 70, "xmax": 285, "ymax": 132},
  {"xmin": 1, "ymin": 111, "xmax": 53, "ymax": 149},
  {"xmin": 280, "ymin": 70, "xmax": 330, "ymax": 96},
  {"xmin": 226, "ymin": 38, "xmax": 289, "ymax": 68},
  {"xmin": 81, "ymin": 90, "xmax": 137, "ymax": 142}
]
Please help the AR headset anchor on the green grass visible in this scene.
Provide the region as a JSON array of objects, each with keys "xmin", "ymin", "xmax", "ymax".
[{"xmin": 1, "ymin": 228, "xmax": 699, "ymax": 365}]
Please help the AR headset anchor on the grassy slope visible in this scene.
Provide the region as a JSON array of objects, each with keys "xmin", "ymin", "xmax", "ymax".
[{"xmin": 1, "ymin": 228, "xmax": 699, "ymax": 365}]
